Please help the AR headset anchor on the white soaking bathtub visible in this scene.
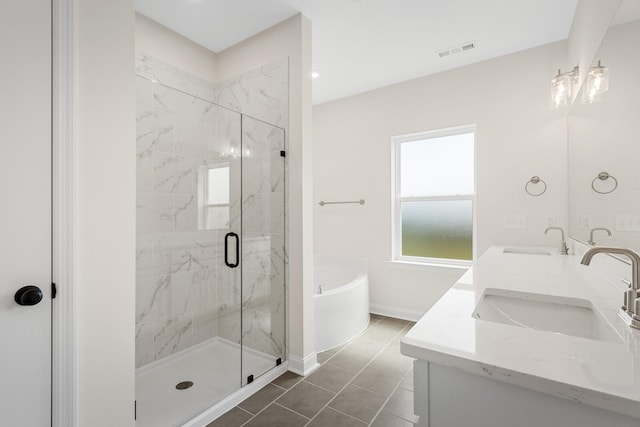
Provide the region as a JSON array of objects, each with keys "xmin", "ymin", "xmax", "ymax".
[{"xmin": 314, "ymin": 256, "xmax": 370, "ymax": 352}]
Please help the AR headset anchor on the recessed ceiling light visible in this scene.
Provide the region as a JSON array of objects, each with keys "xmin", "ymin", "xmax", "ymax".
[{"xmin": 312, "ymin": 72, "xmax": 320, "ymax": 78}]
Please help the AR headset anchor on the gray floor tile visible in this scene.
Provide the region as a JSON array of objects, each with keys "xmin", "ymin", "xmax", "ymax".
[
  {"xmin": 243, "ymin": 403, "xmax": 308, "ymax": 427},
  {"xmin": 272, "ymin": 371, "xmax": 303, "ymax": 390},
  {"xmin": 371, "ymin": 411, "xmax": 415, "ymax": 427},
  {"xmin": 351, "ymin": 361, "xmax": 406, "ymax": 396},
  {"xmin": 383, "ymin": 339, "xmax": 403, "ymax": 354},
  {"xmin": 343, "ymin": 336, "xmax": 387, "ymax": 357},
  {"xmin": 205, "ymin": 407, "xmax": 252, "ymax": 427},
  {"xmin": 328, "ymin": 384, "xmax": 387, "ymax": 423},
  {"xmin": 239, "ymin": 383, "xmax": 286, "ymax": 415},
  {"xmin": 378, "ymin": 317, "xmax": 411, "ymax": 330},
  {"xmin": 383, "ymin": 387, "xmax": 417, "ymax": 422},
  {"xmin": 326, "ymin": 349, "xmax": 372, "ymax": 373},
  {"xmin": 322, "ymin": 344, "xmax": 347, "ymax": 356},
  {"xmin": 276, "ymin": 380, "xmax": 335, "ymax": 418},
  {"xmin": 305, "ymin": 363, "xmax": 356, "ymax": 393},
  {"xmin": 307, "ymin": 407, "xmax": 367, "ymax": 427},
  {"xmin": 372, "ymin": 351, "xmax": 414, "ymax": 376},
  {"xmin": 222, "ymin": 316, "xmax": 416, "ymax": 427},
  {"xmin": 361, "ymin": 323, "xmax": 403, "ymax": 343},
  {"xmin": 384, "ymin": 329, "xmax": 412, "ymax": 354},
  {"xmin": 399, "ymin": 368, "xmax": 413, "ymax": 391},
  {"xmin": 317, "ymin": 351, "xmax": 334, "ymax": 364}
]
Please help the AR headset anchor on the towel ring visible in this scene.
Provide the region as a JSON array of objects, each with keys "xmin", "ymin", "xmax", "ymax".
[
  {"xmin": 591, "ymin": 172, "xmax": 617, "ymax": 194},
  {"xmin": 525, "ymin": 176, "xmax": 547, "ymax": 196}
]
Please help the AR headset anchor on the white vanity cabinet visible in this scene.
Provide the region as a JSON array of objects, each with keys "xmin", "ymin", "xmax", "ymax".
[
  {"xmin": 412, "ymin": 361, "xmax": 639, "ymax": 427},
  {"xmin": 401, "ymin": 246, "xmax": 640, "ymax": 427}
]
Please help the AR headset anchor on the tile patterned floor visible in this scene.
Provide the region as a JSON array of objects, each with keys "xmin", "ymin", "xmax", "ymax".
[{"xmin": 207, "ymin": 315, "xmax": 416, "ymax": 427}]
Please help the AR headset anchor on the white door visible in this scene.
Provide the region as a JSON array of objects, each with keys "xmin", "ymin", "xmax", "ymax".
[{"xmin": 0, "ymin": 1, "xmax": 52, "ymax": 425}]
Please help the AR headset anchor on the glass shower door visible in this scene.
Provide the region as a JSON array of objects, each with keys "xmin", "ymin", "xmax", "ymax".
[
  {"xmin": 206, "ymin": 106, "xmax": 244, "ymax": 394},
  {"xmin": 240, "ymin": 115, "xmax": 286, "ymax": 385}
]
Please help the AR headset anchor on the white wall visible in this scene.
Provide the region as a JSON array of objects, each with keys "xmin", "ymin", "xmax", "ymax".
[
  {"xmin": 76, "ymin": 0, "xmax": 136, "ymax": 425},
  {"xmin": 217, "ymin": 14, "xmax": 316, "ymax": 370},
  {"xmin": 313, "ymin": 41, "xmax": 569, "ymax": 317},
  {"xmin": 135, "ymin": 13, "xmax": 217, "ymax": 82}
]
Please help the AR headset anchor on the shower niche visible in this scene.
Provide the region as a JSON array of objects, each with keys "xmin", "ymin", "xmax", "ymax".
[{"xmin": 135, "ymin": 54, "xmax": 287, "ymax": 427}]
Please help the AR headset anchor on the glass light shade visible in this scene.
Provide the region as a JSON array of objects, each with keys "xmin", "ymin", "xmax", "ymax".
[
  {"xmin": 583, "ymin": 61, "xmax": 609, "ymax": 104},
  {"xmin": 550, "ymin": 72, "xmax": 572, "ymax": 110}
]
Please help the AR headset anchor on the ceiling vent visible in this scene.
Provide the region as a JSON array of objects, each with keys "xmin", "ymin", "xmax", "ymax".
[{"xmin": 437, "ymin": 41, "xmax": 476, "ymax": 58}]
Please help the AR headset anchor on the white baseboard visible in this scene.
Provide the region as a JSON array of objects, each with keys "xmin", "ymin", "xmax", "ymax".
[
  {"xmin": 183, "ymin": 363, "xmax": 289, "ymax": 427},
  {"xmin": 370, "ymin": 303, "xmax": 424, "ymax": 322},
  {"xmin": 288, "ymin": 352, "xmax": 319, "ymax": 377}
]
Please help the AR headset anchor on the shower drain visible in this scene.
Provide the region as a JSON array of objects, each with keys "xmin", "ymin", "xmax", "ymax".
[{"xmin": 175, "ymin": 381, "xmax": 194, "ymax": 390}]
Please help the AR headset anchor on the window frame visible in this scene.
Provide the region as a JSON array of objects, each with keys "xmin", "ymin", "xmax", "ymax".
[
  {"xmin": 198, "ymin": 163, "xmax": 231, "ymax": 230},
  {"xmin": 391, "ymin": 125, "xmax": 477, "ymax": 268}
]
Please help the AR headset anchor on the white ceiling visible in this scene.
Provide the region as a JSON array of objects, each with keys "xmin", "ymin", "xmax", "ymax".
[{"xmin": 136, "ymin": 0, "xmax": 580, "ymax": 105}]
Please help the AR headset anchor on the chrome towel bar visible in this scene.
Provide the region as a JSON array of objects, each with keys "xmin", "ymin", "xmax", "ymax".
[{"xmin": 319, "ymin": 199, "xmax": 365, "ymax": 206}]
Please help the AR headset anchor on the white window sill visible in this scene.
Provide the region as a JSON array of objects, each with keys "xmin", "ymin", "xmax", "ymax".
[{"xmin": 387, "ymin": 259, "xmax": 471, "ymax": 272}]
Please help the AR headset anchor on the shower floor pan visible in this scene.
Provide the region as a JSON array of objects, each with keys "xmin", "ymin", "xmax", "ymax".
[{"xmin": 136, "ymin": 337, "xmax": 275, "ymax": 427}]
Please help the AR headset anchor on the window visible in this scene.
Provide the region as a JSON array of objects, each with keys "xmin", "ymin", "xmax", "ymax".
[
  {"xmin": 198, "ymin": 164, "xmax": 230, "ymax": 230},
  {"xmin": 392, "ymin": 126, "xmax": 475, "ymax": 266}
]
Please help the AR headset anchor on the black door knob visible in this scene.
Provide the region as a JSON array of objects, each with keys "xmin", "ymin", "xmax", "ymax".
[{"xmin": 14, "ymin": 285, "xmax": 43, "ymax": 306}]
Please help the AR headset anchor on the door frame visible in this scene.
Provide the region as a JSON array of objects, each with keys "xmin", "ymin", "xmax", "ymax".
[{"xmin": 52, "ymin": 0, "xmax": 78, "ymax": 425}]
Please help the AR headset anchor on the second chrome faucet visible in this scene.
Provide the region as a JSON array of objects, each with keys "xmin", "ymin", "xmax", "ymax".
[
  {"xmin": 545, "ymin": 227, "xmax": 569, "ymax": 255},
  {"xmin": 588, "ymin": 227, "xmax": 612, "ymax": 246}
]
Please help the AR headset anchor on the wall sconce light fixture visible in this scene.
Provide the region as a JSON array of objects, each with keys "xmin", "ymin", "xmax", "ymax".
[
  {"xmin": 550, "ymin": 66, "xmax": 579, "ymax": 110},
  {"xmin": 583, "ymin": 60, "xmax": 609, "ymax": 104}
]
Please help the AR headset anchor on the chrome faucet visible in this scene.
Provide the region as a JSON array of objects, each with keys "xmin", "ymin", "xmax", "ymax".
[
  {"xmin": 588, "ymin": 227, "xmax": 612, "ymax": 245},
  {"xmin": 544, "ymin": 227, "xmax": 569, "ymax": 255},
  {"xmin": 580, "ymin": 247, "xmax": 640, "ymax": 329}
]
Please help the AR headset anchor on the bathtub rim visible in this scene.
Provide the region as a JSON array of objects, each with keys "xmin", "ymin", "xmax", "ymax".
[{"xmin": 313, "ymin": 272, "xmax": 368, "ymax": 296}]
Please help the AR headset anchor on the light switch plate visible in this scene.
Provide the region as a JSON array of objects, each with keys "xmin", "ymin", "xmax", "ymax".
[
  {"xmin": 580, "ymin": 215, "xmax": 593, "ymax": 230},
  {"xmin": 544, "ymin": 215, "xmax": 556, "ymax": 227},
  {"xmin": 616, "ymin": 215, "xmax": 640, "ymax": 231},
  {"xmin": 504, "ymin": 215, "xmax": 527, "ymax": 229}
]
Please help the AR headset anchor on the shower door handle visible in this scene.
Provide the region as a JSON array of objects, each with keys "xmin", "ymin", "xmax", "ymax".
[{"xmin": 224, "ymin": 232, "xmax": 239, "ymax": 268}]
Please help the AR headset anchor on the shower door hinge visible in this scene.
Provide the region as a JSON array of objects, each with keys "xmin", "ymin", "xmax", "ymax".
[
  {"xmin": 280, "ymin": 150, "xmax": 286, "ymax": 157},
  {"xmin": 247, "ymin": 375, "xmax": 254, "ymax": 384},
  {"xmin": 51, "ymin": 282, "xmax": 57, "ymax": 299},
  {"xmin": 134, "ymin": 400, "xmax": 137, "ymax": 420},
  {"xmin": 276, "ymin": 357, "xmax": 282, "ymax": 366}
]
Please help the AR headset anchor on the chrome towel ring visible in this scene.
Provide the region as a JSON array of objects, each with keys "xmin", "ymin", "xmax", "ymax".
[
  {"xmin": 591, "ymin": 172, "xmax": 617, "ymax": 194},
  {"xmin": 525, "ymin": 176, "xmax": 547, "ymax": 196}
]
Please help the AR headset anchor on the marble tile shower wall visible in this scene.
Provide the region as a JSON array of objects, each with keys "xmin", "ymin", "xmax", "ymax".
[{"xmin": 135, "ymin": 52, "xmax": 289, "ymax": 369}]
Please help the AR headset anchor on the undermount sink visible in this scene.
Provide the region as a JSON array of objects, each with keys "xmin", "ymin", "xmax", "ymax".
[
  {"xmin": 502, "ymin": 247, "xmax": 551, "ymax": 255},
  {"xmin": 472, "ymin": 289, "xmax": 622, "ymax": 344}
]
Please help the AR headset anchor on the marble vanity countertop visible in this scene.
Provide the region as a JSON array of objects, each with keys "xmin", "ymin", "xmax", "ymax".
[{"xmin": 400, "ymin": 246, "xmax": 640, "ymax": 419}]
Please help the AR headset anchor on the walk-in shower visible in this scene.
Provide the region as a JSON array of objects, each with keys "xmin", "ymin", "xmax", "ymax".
[{"xmin": 135, "ymin": 55, "xmax": 287, "ymax": 426}]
